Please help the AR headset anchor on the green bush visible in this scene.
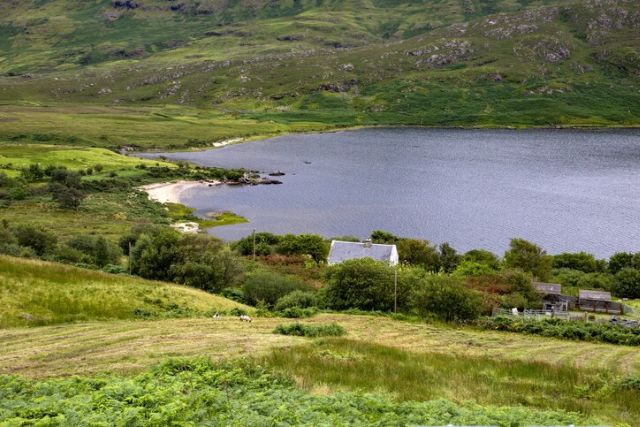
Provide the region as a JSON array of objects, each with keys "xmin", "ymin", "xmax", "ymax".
[
  {"xmin": 66, "ymin": 235, "xmax": 122, "ymax": 267},
  {"xmin": 275, "ymin": 290, "xmax": 318, "ymax": 311},
  {"xmin": 613, "ymin": 268, "xmax": 640, "ymax": 298},
  {"xmin": 412, "ymin": 275, "xmax": 483, "ymax": 322},
  {"xmin": 453, "ymin": 260, "xmax": 497, "ymax": 277},
  {"xmin": 11, "ymin": 224, "xmax": 57, "ymax": 256},
  {"xmin": 323, "ymin": 258, "xmax": 399, "ymax": 311},
  {"xmin": 273, "ymin": 322, "xmax": 346, "ymax": 337},
  {"xmin": 242, "ymin": 270, "xmax": 309, "ymax": 307},
  {"xmin": 276, "ymin": 307, "xmax": 318, "ymax": 318},
  {"xmin": 478, "ymin": 316, "xmax": 640, "ymax": 346}
]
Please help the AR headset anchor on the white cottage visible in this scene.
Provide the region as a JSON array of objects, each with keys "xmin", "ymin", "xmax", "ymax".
[{"xmin": 327, "ymin": 240, "xmax": 399, "ymax": 266}]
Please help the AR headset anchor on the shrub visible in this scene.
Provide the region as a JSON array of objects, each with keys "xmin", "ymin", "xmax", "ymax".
[
  {"xmin": 242, "ymin": 270, "xmax": 309, "ymax": 307},
  {"xmin": 613, "ymin": 268, "xmax": 640, "ymax": 298},
  {"xmin": 276, "ymin": 307, "xmax": 318, "ymax": 318},
  {"xmin": 221, "ymin": 287, "xmax": 245, "ymax": 303},
  {"xmin": 273, "ymin": 322, "xmax": 346, "ymax": 337},
  {"xmin": 463, "ymin": 249, "xmax": 500, "ymax": 269},
  {"xmin": 276, "ymin": 234, "xmax": 328, "ymax": 263},
  {"xmin": 275, "ymin": 290, "xmax": 318, "ymax": 311},
  {"xmin": 66, "ymin": 235, "xmax": 122, "ymax": 267},
  {"xmin": 411, "ymin": 276, "xmax": 483, "ymax": 322},
  {"xmin": 477, "ymin": 316, "xmax": 640, "ymax": 346},
  {"xmin": 453, "ymin": 260, "xmax": 497, "ymax": 278},
  {"xmin": 12, "ymin": 225, "xmax": 57, "ymax": 256},
  {"xmin": 323, "ymin": 258, "xmax": 396, "ymax": 311},
  {"xmin": 233, "ymin": 232, "xmax": 280, "ymax": 256}
]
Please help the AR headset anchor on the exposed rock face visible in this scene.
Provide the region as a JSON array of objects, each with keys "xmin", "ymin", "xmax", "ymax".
[
  {"xmin": 408, "ymin": 39, "xmax": 473, "ymax": 68},
  {"xmin": 479, "ymin": 7, "xmax": 558, "ymax": 40},
  {"xmin": 514, "ymin": 37, "xmax": 571, "ymax": 63},
  {"xmin": 320, "ymin": 79, "xmax": 358, "ymax": 93}
]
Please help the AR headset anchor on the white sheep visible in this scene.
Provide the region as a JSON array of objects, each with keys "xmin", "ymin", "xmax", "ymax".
[{"xmin": 239, "ymin": 314, "xmax": 252, "ymax": 322}]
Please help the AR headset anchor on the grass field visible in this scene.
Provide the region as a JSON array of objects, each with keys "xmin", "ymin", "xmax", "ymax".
[
  {"xmin": 1, "ymin": 256, "xmax": 640, "ymax": 424},
  {"xmin": 0, "ymin": 144, "xmax": 175, "ymax": 177},
  {"xmin": 2, "ymin": 313, "xmax": 640, "ymax": 378},
  {"xmin": 0, "ymin": 256, "xmax": 251, "ymax": 328},
  {"xmin": 1, "ymin": 314, "xmax": 639, "ymax": 424}
]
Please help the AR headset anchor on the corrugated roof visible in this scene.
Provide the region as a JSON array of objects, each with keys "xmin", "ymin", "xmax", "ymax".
[
  {"xmin": 533, "ymin": 282, "xmax": 562, "ymax": 295},
  {"xmin": 579, "ymin": 289, "xmax": 612, "ymax": 301},
  {"xmin": 327, "ymin": 240, "xmax": 397, "ymax": 265}
]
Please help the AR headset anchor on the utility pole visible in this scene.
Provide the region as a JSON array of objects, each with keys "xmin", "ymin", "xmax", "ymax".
[
  {"xmin": 252, "ymin": 229, "xmax": 256, "ymax": 261},
  {"xmin": 394, "ymin": 265, "xmax": 398, "ymax": 313}
]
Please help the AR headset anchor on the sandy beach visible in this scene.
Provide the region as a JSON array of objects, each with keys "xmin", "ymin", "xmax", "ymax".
[{"xmin": 140, "ymin": 180, "xmax": 220, "ymax": 204}]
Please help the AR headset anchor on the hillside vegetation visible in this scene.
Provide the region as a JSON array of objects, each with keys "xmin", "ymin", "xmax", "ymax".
[
  {"xmin": 0, "ymin": 255, "xmax": 251, "ymax": 328},
  {"xmin": 0, "ymin": 0, "xmax": 639, "ymax": 150}
]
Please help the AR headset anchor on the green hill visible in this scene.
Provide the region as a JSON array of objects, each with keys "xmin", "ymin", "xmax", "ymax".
[
  {"xmin": 0, "ymin": 255, "xmax": 251, "ymax": 328},
  {"xmin": 0, "ymin": 0, "xmax": 638, "ymax": 148}
]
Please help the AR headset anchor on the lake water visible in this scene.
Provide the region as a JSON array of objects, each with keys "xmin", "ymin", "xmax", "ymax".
[{"xmin": 141, "ymin": 128, "xmax": 640, "ymax": 257}]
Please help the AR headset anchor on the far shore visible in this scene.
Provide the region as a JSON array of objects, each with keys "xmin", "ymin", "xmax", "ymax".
[
  {"xmin": 132, "ymin": 124, "xmax": 640, "ymax": 154},
  {"xmin": 140, "ymin": 180, "xmax": 221, "ymax": 204}
]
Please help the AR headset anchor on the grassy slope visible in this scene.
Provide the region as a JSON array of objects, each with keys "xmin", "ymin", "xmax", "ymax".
[
  {"xmin": 0, "ymin": 0, "xmax": 637, "ymax": 151},
  {"xmin": 2, "ymin": 314, "xmax": 639, "ymax": 377},
  {"xmin": 0, "ymin": 143, "xmax": 175, "ymax": 176},
  {"xmin": 0, "ymin": 256, "xmax": 251, "ymax": 328},
  {"xmin": 2, "ymin": 314, "xmax": 640, "ymax": 424}
]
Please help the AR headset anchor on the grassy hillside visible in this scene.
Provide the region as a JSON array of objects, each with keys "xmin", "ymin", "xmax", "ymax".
[
  {"xmin": 0, "ymin": 0, "xmax": 638, "ymax": 149},
  {"xmin": 0, "ymin": 255, "xmax": 251, "ymax": 328},
  {"xmin": 1, "ymin": 314, "xmax": 640, "ymax": 424}
]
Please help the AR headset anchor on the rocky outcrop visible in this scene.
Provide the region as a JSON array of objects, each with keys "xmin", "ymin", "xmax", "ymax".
[
  {"xmin": 320, "ymin": 79, "xmax": 358, "ymax": 93},
  {"xmin": 111, "ymin": 0, "xmax": 140, "ymax": 9},
  {"xmin": 408, "ymin": 39, "xmax": 473, "ymax": 68},
  {"xmin": 277, "ymin": 35, "xmax": 304, "ymax": 41}
]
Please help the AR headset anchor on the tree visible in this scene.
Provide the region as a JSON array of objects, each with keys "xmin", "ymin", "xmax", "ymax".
[
  {"xmin": 503, "ymin": 238, "xmax": 552, "ymax": 281},
  {"xmin": 553, "ymin": 252, "xmax": 600, "ymax": 273},
  {"xmin": 12, "ymin": 225, "xmax": 57, "ymax": 256},
  {"xmin": 277, "ymin": 234, "xmax": 328, "ymax": 263},
  {"xmin": 130, "ymin": 228, "xmax": 182, "ymax": 281},
  {"xmin": 322, "ymin": 258, "xmax": 422, "ymax": 312},
  {"xmin": 396, "ymin": 238, "xmax": 439, "ymax": 271},
  {"xmin": 609, "ymin": 252, "xmax": 635, "ymax": 274},
  {"xmin": 66, "ymin": 235, "xmax": 121, "ymax": 267},
  {"xmin": 50, "ymin": 183, "xmax": 85, "ymax": 210},
  {"xmin": 438, "ymin": 242, "xmax": 461, "ymax": 273},
  {"xmin": 613, "ymin": 268, "xmax": 640, "ymax": 298},
  {"xmin": 233, "ymin": 232, "xmax": 280, "ymax": 256},
  {"xmin": 462, "ymin": 249, "xmax": 500, "ymax": 270},
  {"xmin": 370, "ymin": 230, "xmax": 399, "ymax": 244},
  {"xmin": 411, "ymin": 276, "xmax": 482, "ymax": 322},
  {"xmin": 452, "ymin": 261, "xmax": 497, "ymax": 278}
]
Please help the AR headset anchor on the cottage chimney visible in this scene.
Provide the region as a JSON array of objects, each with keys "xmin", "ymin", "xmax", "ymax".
[{"xmin": 363, "ymin": 239, "xmax": 372, "ymax": 248}]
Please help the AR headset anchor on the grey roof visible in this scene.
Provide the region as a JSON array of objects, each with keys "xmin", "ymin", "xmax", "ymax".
[
  {"xmin": 579, "ymin": 289, "xmax": 612, "ymax": 301},
  {"xmin": 328, "ymin": 240, "xmax": 397, "ymax": 265},
  {"xmin": 533, "ymin": 282, "xmax": 562, "ymax": 295}
]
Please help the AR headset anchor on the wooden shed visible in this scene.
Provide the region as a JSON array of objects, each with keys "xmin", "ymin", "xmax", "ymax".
[
  {"xmin": 577, "ymin": 290, "xmax": 623, "ymax": 314},
  {"xmin": 533, "ymin": 282, "xmax": 576, "ymax": 312}
]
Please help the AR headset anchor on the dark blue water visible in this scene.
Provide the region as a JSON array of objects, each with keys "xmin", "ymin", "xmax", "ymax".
[{"xmin": 140, "ymin": 128, "xmax": 640, "ymax": 257}]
